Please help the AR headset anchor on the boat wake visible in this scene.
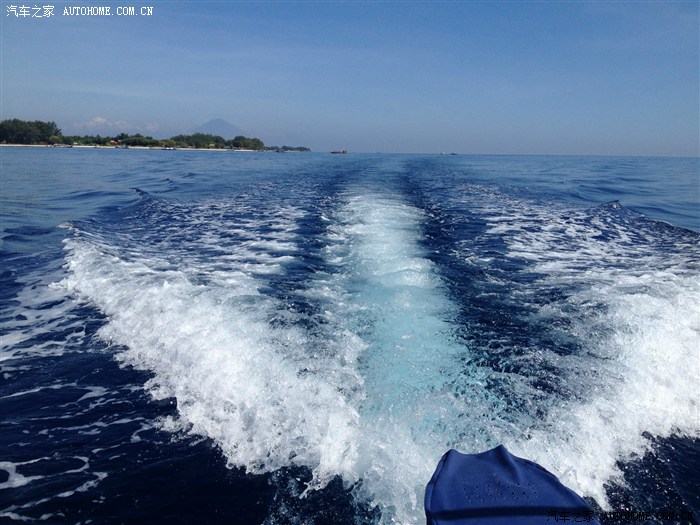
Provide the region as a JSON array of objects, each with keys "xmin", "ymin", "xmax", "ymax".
[{"xmin": 57, "ymin": 181, "xmax": 700, "ymax": 522}]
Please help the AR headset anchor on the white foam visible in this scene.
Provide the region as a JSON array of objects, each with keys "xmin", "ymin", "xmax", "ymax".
[
  {"xmin": 60, "ymin": 192, "xmax": 497, "ymax": 523},
  {"xmin": 508, "ymin": 269, "xmax": 700, "ymax": 507},
  {"xmin": 0, "ymin": 456, "xmax": 106, "ymax": 521},
  {"xmin": 59, "ymin": 208, "xmax": 365, "ymax": 497},
  {"xmin": 1, "ymin": 268, "xmax": 86, "ymax": 364},
  {"xmin": 58, "ymin": 188, "xmax": 700, "ymax": 522},
  {"xmin": 290, "ymin": 190, "xmax": 526, "ymax": 520},
  {"xmin": 0, "ymin": 460, "xmax": 44, "ymax": 490},
  {"xmin": 309, "ymin": 192, "xmax": 494, "ymax": 520},
  {"xmin": 451, "ymin": 187, "xmax": 700, "ymax": 507}
]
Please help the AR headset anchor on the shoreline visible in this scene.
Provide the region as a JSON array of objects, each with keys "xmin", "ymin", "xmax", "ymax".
[{"xmin": 0, "ymin": 144, "xmax": 274, "ymax": 152}]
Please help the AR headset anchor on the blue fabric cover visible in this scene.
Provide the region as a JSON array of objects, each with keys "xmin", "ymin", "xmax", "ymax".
[{"xmin": 425, "ymin": 445, "xmax": 600, "ymax": 524}]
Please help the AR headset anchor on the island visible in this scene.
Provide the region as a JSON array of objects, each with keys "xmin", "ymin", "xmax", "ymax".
[{"xmin": 0, "ymin": 119, "xmax": 310, "ymax": 152}]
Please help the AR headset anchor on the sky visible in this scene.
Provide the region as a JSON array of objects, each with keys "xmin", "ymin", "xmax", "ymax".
[{"xmin": 1, "ymin": 0, "xmax": 698, "ymax": 155}]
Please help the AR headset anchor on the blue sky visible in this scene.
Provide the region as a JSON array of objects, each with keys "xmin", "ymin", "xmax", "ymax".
[{"xmin": 1, "ymin": 1, "xmax": 698, "ymax": 155}]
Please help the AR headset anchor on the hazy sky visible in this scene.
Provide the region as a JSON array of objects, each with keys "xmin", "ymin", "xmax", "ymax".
[{"xmin": 1, "ymin": 1, "xmax": 698, "ymax": 155}]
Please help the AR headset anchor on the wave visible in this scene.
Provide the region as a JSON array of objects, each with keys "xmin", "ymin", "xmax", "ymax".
[
  {"xmin": 442, "ymin": 185, "xmax": 700, "ymax": 506},
  {"xmin": 57, "ymin": 183, "xmax": 700, "ymax": 523}
]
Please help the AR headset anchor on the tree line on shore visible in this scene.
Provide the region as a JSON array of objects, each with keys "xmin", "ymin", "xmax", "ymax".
[{"xmin": 0, "ymin": 119, "xmax": 310, "ymax": 152}]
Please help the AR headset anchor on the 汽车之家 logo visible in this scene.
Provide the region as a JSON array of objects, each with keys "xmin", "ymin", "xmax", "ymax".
[{"xmin": 6, "ymin": 5, "xmax": 55, "ymax": 17}]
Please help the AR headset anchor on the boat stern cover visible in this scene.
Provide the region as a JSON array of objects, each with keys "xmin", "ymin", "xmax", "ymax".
[{"xmin": 425, "ymin": 445, "xmax": 600, "ymax": 525}]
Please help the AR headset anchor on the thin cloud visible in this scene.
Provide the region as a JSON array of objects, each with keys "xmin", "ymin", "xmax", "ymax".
[{"xmin": 69, "ymin": 117, "xmax": 161, "ymax": 136}]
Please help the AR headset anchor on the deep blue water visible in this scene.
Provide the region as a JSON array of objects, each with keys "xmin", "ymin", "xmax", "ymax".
[{"xmin": 1, "ymin": 147, "xmax": 699, "ymax": 524}]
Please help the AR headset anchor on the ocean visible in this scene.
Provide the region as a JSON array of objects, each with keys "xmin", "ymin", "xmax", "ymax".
[{"xmin": 1, "ymin": 148, "xmax": 698, "ymax": 524}]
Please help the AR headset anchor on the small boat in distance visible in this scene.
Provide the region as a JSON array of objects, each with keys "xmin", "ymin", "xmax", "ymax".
[{"xmin": 331, "ymin": 150, "xmax": 348, "ymax": 154}]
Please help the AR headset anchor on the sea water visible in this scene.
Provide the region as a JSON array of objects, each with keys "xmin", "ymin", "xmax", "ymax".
[{"xmin": 1, "ymin": 148, "xmax": 698, "ymax": 524}]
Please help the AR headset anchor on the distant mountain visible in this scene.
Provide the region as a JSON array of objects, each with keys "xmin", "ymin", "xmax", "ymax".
[{"xmin": 192, "ymin": 119, "xmax": 247, "ymax": 139}]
